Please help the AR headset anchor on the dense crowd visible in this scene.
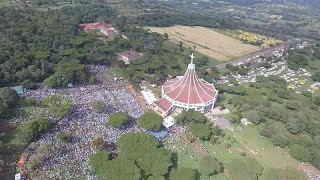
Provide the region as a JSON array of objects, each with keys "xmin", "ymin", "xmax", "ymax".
[{"xmin": 21, "ymin": 66, "xmax": 144, "ymax": 179}]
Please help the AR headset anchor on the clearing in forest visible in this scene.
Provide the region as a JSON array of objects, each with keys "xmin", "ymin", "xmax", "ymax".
[{"xmin": 148, "ymin": 26, "xmax": 260, "ymax": 61}]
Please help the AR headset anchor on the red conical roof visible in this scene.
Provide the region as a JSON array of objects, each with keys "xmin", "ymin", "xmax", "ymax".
[{"xmin": 163, "ymin": 54, "xmax": 217, "ymax": 105}]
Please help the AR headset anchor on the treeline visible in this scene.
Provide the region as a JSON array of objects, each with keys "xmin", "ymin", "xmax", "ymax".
[
  {"xmin": 0, "ymin": 5, "xmax": 167, "ymax": 88},
  {"xmin": 0, "ymin": 5, "xmax": 118, "ymax": 87}
]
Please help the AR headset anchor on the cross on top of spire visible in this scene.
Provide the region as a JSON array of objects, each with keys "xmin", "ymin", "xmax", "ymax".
[{"xmin": 190, "ymin": 53, "xmax": 195, "ymax": 64}]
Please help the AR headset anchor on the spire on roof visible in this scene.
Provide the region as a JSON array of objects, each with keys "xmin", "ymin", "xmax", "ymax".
[{"xmin": 190, "ymin": 53, "xmax": 195, "ymax": 64}]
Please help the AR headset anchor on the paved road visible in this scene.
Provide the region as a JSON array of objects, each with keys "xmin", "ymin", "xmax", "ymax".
[{"xmin": 216, "ymin": 44, "xmax": 286, "ymax": 69}]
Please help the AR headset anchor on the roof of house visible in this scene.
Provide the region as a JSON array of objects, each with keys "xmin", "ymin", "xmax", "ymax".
[
  {"xmin": 10, "ymin": 86, "xmax": 26, "ymax": 95},
  {"xmin": 163, "ymin": 55, "xmax": 217, "ymax": 105},
  {"xmin": 154, "ymin": 98, "xmax": 172, "ymax": 113},
  {"xmin": 118, "ymin": 50, "xmax": 142, "ymax": 60}
]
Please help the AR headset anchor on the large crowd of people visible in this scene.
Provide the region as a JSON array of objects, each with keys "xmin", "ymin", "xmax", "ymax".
[{"xmin": 20, "ymin": 66, "xmax": 144, "ymax": 179}]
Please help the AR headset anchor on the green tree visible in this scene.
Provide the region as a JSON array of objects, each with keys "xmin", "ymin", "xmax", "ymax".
[
  {"xmin": 92, "ymin": 100, "xmax": 105, "ymax": 113},
  {"xmin": 189, "ymin": 123, "xmax": 212, "ymax": 140},
  {"xmin": 0, "ymin": 88, "xmax": 19, "ymax": 105},
  {"xmin": 199, "ymin": 156, "xmax": 223, "ymax": 176},
  {"xmin": 271, "ymin": 134, "xmax": 289, "ymax": 148},
  {"xmin": 170, "ymin": 167, "xmax": 197, "ymax": 180},
  {"xmin": 289, "ymin": 144, "xmax": 310, "ymax": 162},
  {"xmin": 117, "ymin": 133, "xmax": 172, "ymax": 178},
  {"xmin": 56, "ymin": 133, "xmax": 70, "ymax": 142},
  {"xmin": 245, "ymin": 110, "xmax": 262, "ymax": 124},
  {"xmin": 314, "ymin": 96, "xmax": 320, "ymax": 106},
  {"xmin": 176, "ymin": 110, "xmax": 207, "ymax": 125},
  {"xmin": 108, "ymin": 112, "xmax": 129, "ymax": 127},
  {"xmin": 92, "ymin": 137, "xmax": 106, "ymax": 150},
  {"xmin": 137, "ymin": 112, "xmax": 163, "ymax": 131}
]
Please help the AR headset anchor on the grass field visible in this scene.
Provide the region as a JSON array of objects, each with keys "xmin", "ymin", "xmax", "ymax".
[
  {"xmin": 147, "ymin": 26, "xmax": 260, "ymax": 61},
  {"xmin": 165, "ymin": 125, "xmax": 302, "ymax": 180}
]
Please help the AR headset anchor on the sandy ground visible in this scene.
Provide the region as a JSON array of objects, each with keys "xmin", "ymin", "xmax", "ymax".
[{"xmin": 148, "ymin": 26, "xmax": 260, "ymax": 61}]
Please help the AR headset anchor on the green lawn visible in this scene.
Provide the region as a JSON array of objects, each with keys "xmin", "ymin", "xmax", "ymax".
[{"xmin": 166, "ymin": 125, "xmax": 302, "ymax": 180}]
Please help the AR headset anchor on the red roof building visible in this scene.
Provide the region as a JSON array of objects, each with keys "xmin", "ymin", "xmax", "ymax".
[
  {"xmin": 80, "ymin": 22, "xmax": 118, "ymax": 37},
  {"xmin": 117, "ymin": 51, "xmax": 143, "ymax": 65},
  {"xmin": 156, "ymin": 54, "xmax": 218, "ymax": 114}
]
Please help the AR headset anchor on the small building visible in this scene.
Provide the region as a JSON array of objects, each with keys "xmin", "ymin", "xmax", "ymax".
[
  {"xmin": 117, "ymin": 51, "xmax": 143, "ymax": 65},
  {"xmin": 80, "ymin": 22, "xmax": 118, "ymax": 37},
  {"xmin": 10, "ymin": 86, "xmax": 26, "ymax": 95},
  {"xmin": 153, "ymin": 98, "xmax": 173, "ymax": 117}
]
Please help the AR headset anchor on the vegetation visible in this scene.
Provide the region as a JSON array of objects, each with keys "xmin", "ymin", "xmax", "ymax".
[
  {"xmin": 176, "ymin": 110, "xmax": 207, "ymax": 125},
  {"xmin": 91, "ymin": 137, "xmax": 106, "ymax": 150},
  {"xmin": 199, "ymin": 156, "xmax": 223, "ymax": 176},
  {"xmin": 170, "ymin": 167, "xmax": 197, "ymax": 180},
  {"xmin": 189, "ymin": 124, "xmax": 212, "ymax": 140},
  {"xmin": 108, "ymin": 112, "xmax": 129, "ymax": 128},
  {"xmin": 226, "ymin": 157, "xmax": 263, "ymax": 180},
  {"xmin": 0, "ymin": 87, "xmax": 20, "ymax": 119},
  {"xmin": 18, "ymin": 117, "xmax": 51, "ymax": 144},
  {"xmin": 91, "ymin": 100, "xmax": 105, "ymax": 113},
  {"xmin": 90, "ymin": 133, "xmax": 172, "ymax": 179},
  {"xmin": 137, "ymin": 112, "xmax": 163, "ymax": 131},
  {"xmin": 56, "ymin": 133, "xmax": 70, "ymax": 142}
]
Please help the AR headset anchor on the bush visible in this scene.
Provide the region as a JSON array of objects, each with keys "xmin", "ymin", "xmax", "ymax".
[
  {"xmin": 56, "ymin": 133, "xmax": 70, "ymax": 142},
  {"xmin": 314, "ymin": 96, "xmax": 320, "ymax": 106},
  {"xmin": 170, "ymin": 168, "xmax": 197, "ymax": 180},
  {"xmin": 92, "ymin": 100, "xmax": 105, "ymax": 113},
  {"xmin": 137, "ymin": 112, "xmax": 163, "ymax": 131},
  {"xmin": 189, "ymin": 124, "xmax": 212, "ymax": 140},
  {"xmin": 285, "ymin": 101, "xmax": 300, "ymax": 110},
  {"xmin": 289, "ymin": 144, "xmax": 310, "ymax": 162},
  {"xmin": 175, "ymin": 110, "xmax": 207, "ymax": 125},
  {"xmin": 199, "ymin": 156, "xmax": 223, "ymax": 176},
  {"xmin": 92, "ymin": 137, "xmax": 106, "ymax": 150},
  {"xmin": 271, "ymin": 134, "xmax": 289, "ymax": 148},
  {"xmin": 310, "ymin": 148, "xmax": 320, "ymax": 170},
  {"xmin": 245, "ymin": 110, "xmax": 262, "ymax": 124},
  {"xmin": 19, "ymin": 118, "xmax": 51, "ymax": 143},
  {"xmin": 108, "ymin": 112, "xmax": 129, "ymax": 128}
]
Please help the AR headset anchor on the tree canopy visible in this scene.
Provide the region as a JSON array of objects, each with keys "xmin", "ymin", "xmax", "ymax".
[
  {"xmin": 90, "ymin": 133, "xmax": 173, "ymax": 179},
  {"xmin": 170, "ymin": 167, "xmax": 197, "ymax": 180},
  {"xmin": 189, "ymin": 123, "xmax": 212, "ymax": 140},
  {"xmin": 199, "ymin": 156, "xmax": 223, "ymax": 176},
  {"xmin": 108, "ymin": 112, "xmax": 129, "ymax": 128},
  {"xmin": 0, "ymin": 87, "xmax": 20, "ymax": 119},
  {"xmin": 175, "ymin": 110, "xmax": 207, "ymax": 125},
  {"xmin": 137, "ymin": 112, "xmax": 163, "ymax": 131}
]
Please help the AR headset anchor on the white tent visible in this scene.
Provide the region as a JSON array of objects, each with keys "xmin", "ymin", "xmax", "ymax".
[
  {"xmin": 163, "ymin": 116, "xmax": 175, "ymax": 128},
  {"xmin": 15, "ymin": 173, "xmax": 21, "ymax": 180},
  {"xmin": 141, "ymin": 90, "xmax": 157, "ymax": 105}
]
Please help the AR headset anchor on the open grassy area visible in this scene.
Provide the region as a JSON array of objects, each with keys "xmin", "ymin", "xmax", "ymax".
[
  {"xmin": 147, "ymin": 26, "xmax": 260, "ymax": 61},
  {"xmin": 166, "ymin": 124, "xmax": 302, "ymax": 180}
]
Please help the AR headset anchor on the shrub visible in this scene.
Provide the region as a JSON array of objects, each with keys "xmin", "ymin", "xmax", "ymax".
[
  {"xmin": 108, "ymin": 112, "xmax": 129, "ymax": 128},
  {"xmin": 245, "ymin": 110, "xmax": 262, "ymax": 124},
  {"xmin": 199, "ymin": 156, "xmax": 223, "ymax": 176},
  {"xmin": 92, "ymin": 100, "xmax": 105, "ymax": 113},
  {"xmin": 170, "ymin": 168, "xmax": 197, "ymax": 180},
  {"xmin": 314, "ymin": 96, "xmax": 320, "ymax": 106},
  {"xmin": 271, "ymin": 134, "xmax": 289, "ymax": 148},
  {"xmin": 189, "ymin": 124, "xmax": 212, "ymax": 140},
  {"xmin": 289, "ymin": 144, "xmax": 310, "ymax": 162},
  {"xmin": 92, "ymin": 137, "xmax": 106, "ymax": 150},
  {"xmin": 56, "ymin": 133, "xmax": 70, "ymax": 142},
  {"xmin": 175, "ymin": 110, "xmax": 207, "ymax": 125}
]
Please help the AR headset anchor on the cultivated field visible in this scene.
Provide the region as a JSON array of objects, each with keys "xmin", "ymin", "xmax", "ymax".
[{"xmin": 148, "ymin": 26, "xmax": 260, "ymax": 61}]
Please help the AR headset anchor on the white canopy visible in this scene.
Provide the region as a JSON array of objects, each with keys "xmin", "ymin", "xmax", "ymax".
[{"xmin": 163, "ymin": 116, "xmax": 175, "ymax": 128}]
